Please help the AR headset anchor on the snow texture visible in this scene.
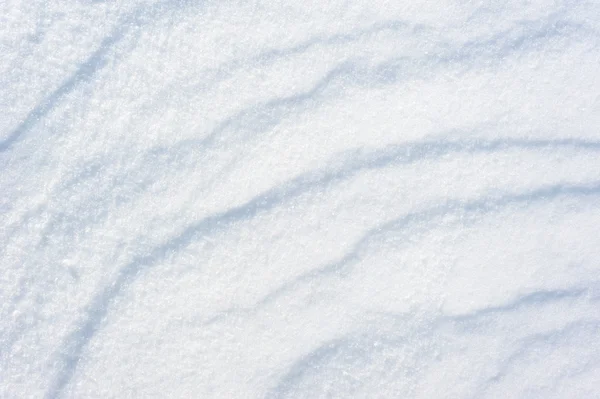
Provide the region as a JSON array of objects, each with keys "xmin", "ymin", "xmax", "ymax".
[{"xmin": 2, "ymin": 1, "xmax": 600, "ymax": 398}]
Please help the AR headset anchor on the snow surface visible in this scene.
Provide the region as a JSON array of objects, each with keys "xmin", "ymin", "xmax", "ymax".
[{"xmin": 2, "ymin": 0, "xmax": 600, "ymax": 397}]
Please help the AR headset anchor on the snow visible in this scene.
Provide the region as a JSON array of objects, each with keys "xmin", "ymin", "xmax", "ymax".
[{"xmin": 2, "ymin": 0, "xmax": 600, "ymax": 397}]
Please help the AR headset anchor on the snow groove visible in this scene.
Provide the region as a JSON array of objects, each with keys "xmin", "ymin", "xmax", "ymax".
[{"xmin": 2, "ymin": 0, "xmax": 600, "ymax": 397}]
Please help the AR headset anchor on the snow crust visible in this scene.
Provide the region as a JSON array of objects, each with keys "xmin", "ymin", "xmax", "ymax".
[{"xmin": 2, "ymin": 1, "xmax": 600, "ymax": 397}]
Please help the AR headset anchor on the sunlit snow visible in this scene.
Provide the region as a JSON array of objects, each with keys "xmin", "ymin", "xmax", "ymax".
[{"xmin": 2, "ymin": 1, "xmax": 600, "ymax": 398}]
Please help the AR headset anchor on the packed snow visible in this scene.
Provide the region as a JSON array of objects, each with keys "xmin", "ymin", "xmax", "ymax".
[{"xmin": 2, "ymin": 0, "xmax": 600, "ymax": 397}]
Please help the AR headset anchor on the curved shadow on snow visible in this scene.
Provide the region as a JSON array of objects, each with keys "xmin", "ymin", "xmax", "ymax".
[
  {"xmin": 4, "ymin": 2, "xmax": 593, "ymax": 155},
  {"xmin": 11, "ymin": 135, "xmax": 596, "ymax": 271},
  {"xmin": 201, "ymin": 182, "xmax": 600, "ymax": 326},
  {"xmin": 0, "ymin": 15, "xmax": 136, "ymax": 153},
  {"xmin": 169, "ymin": 18, "xmax": 426, "ymax": 96},
  {"xmin": 474, "ymin": 319, "xmax": 600, "ymax": 396},
  {"xmin": 266, "ymin": 287, "xmax": 599, "ymax": 398},
  {"xmin": 0, "ymin": 0, "xmax": 203, "ymax": 154},
  {"xmin": 448, "ymin": 288, "xmax": 594, "ymax": 324},
  {"xmin": 163, "ymin": 6, "xmax": 597, "ymax": 120},
  {"xmin": 159, "ymin": 14, "xmax": 592, "ymax": 156},
  {"xmin": 121, "ymin": 8, "xmax": 596, "ymax": 173},
  {"xmin": 47, "ymin": 180, "xmax": 600, "ymax": 397},
  {"xmin": 29, "ymin": 5, "xmax": 600, "ymax": 396},
  {"xmin": 8, "ymin": 135, "xmax": 600, "ymax": 370},
  {"xmin": 45, "ymin": 136, "xmax": 600, "ymax": 246}
]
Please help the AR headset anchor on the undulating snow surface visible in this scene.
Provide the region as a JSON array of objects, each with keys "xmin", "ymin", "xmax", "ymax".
[{"xmin": 2, "ymin": 1, "xmax": 600, "ymax": 397}]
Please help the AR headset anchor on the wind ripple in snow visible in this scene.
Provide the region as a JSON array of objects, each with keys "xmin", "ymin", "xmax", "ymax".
[{"xmin": 1, "ymin": 1, "xmax": 600, "ymax": 398}]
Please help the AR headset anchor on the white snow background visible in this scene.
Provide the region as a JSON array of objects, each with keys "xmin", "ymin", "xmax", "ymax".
[{"xmin": 2, "ymin": 0, "xmax": 600, "ymax": 397}]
